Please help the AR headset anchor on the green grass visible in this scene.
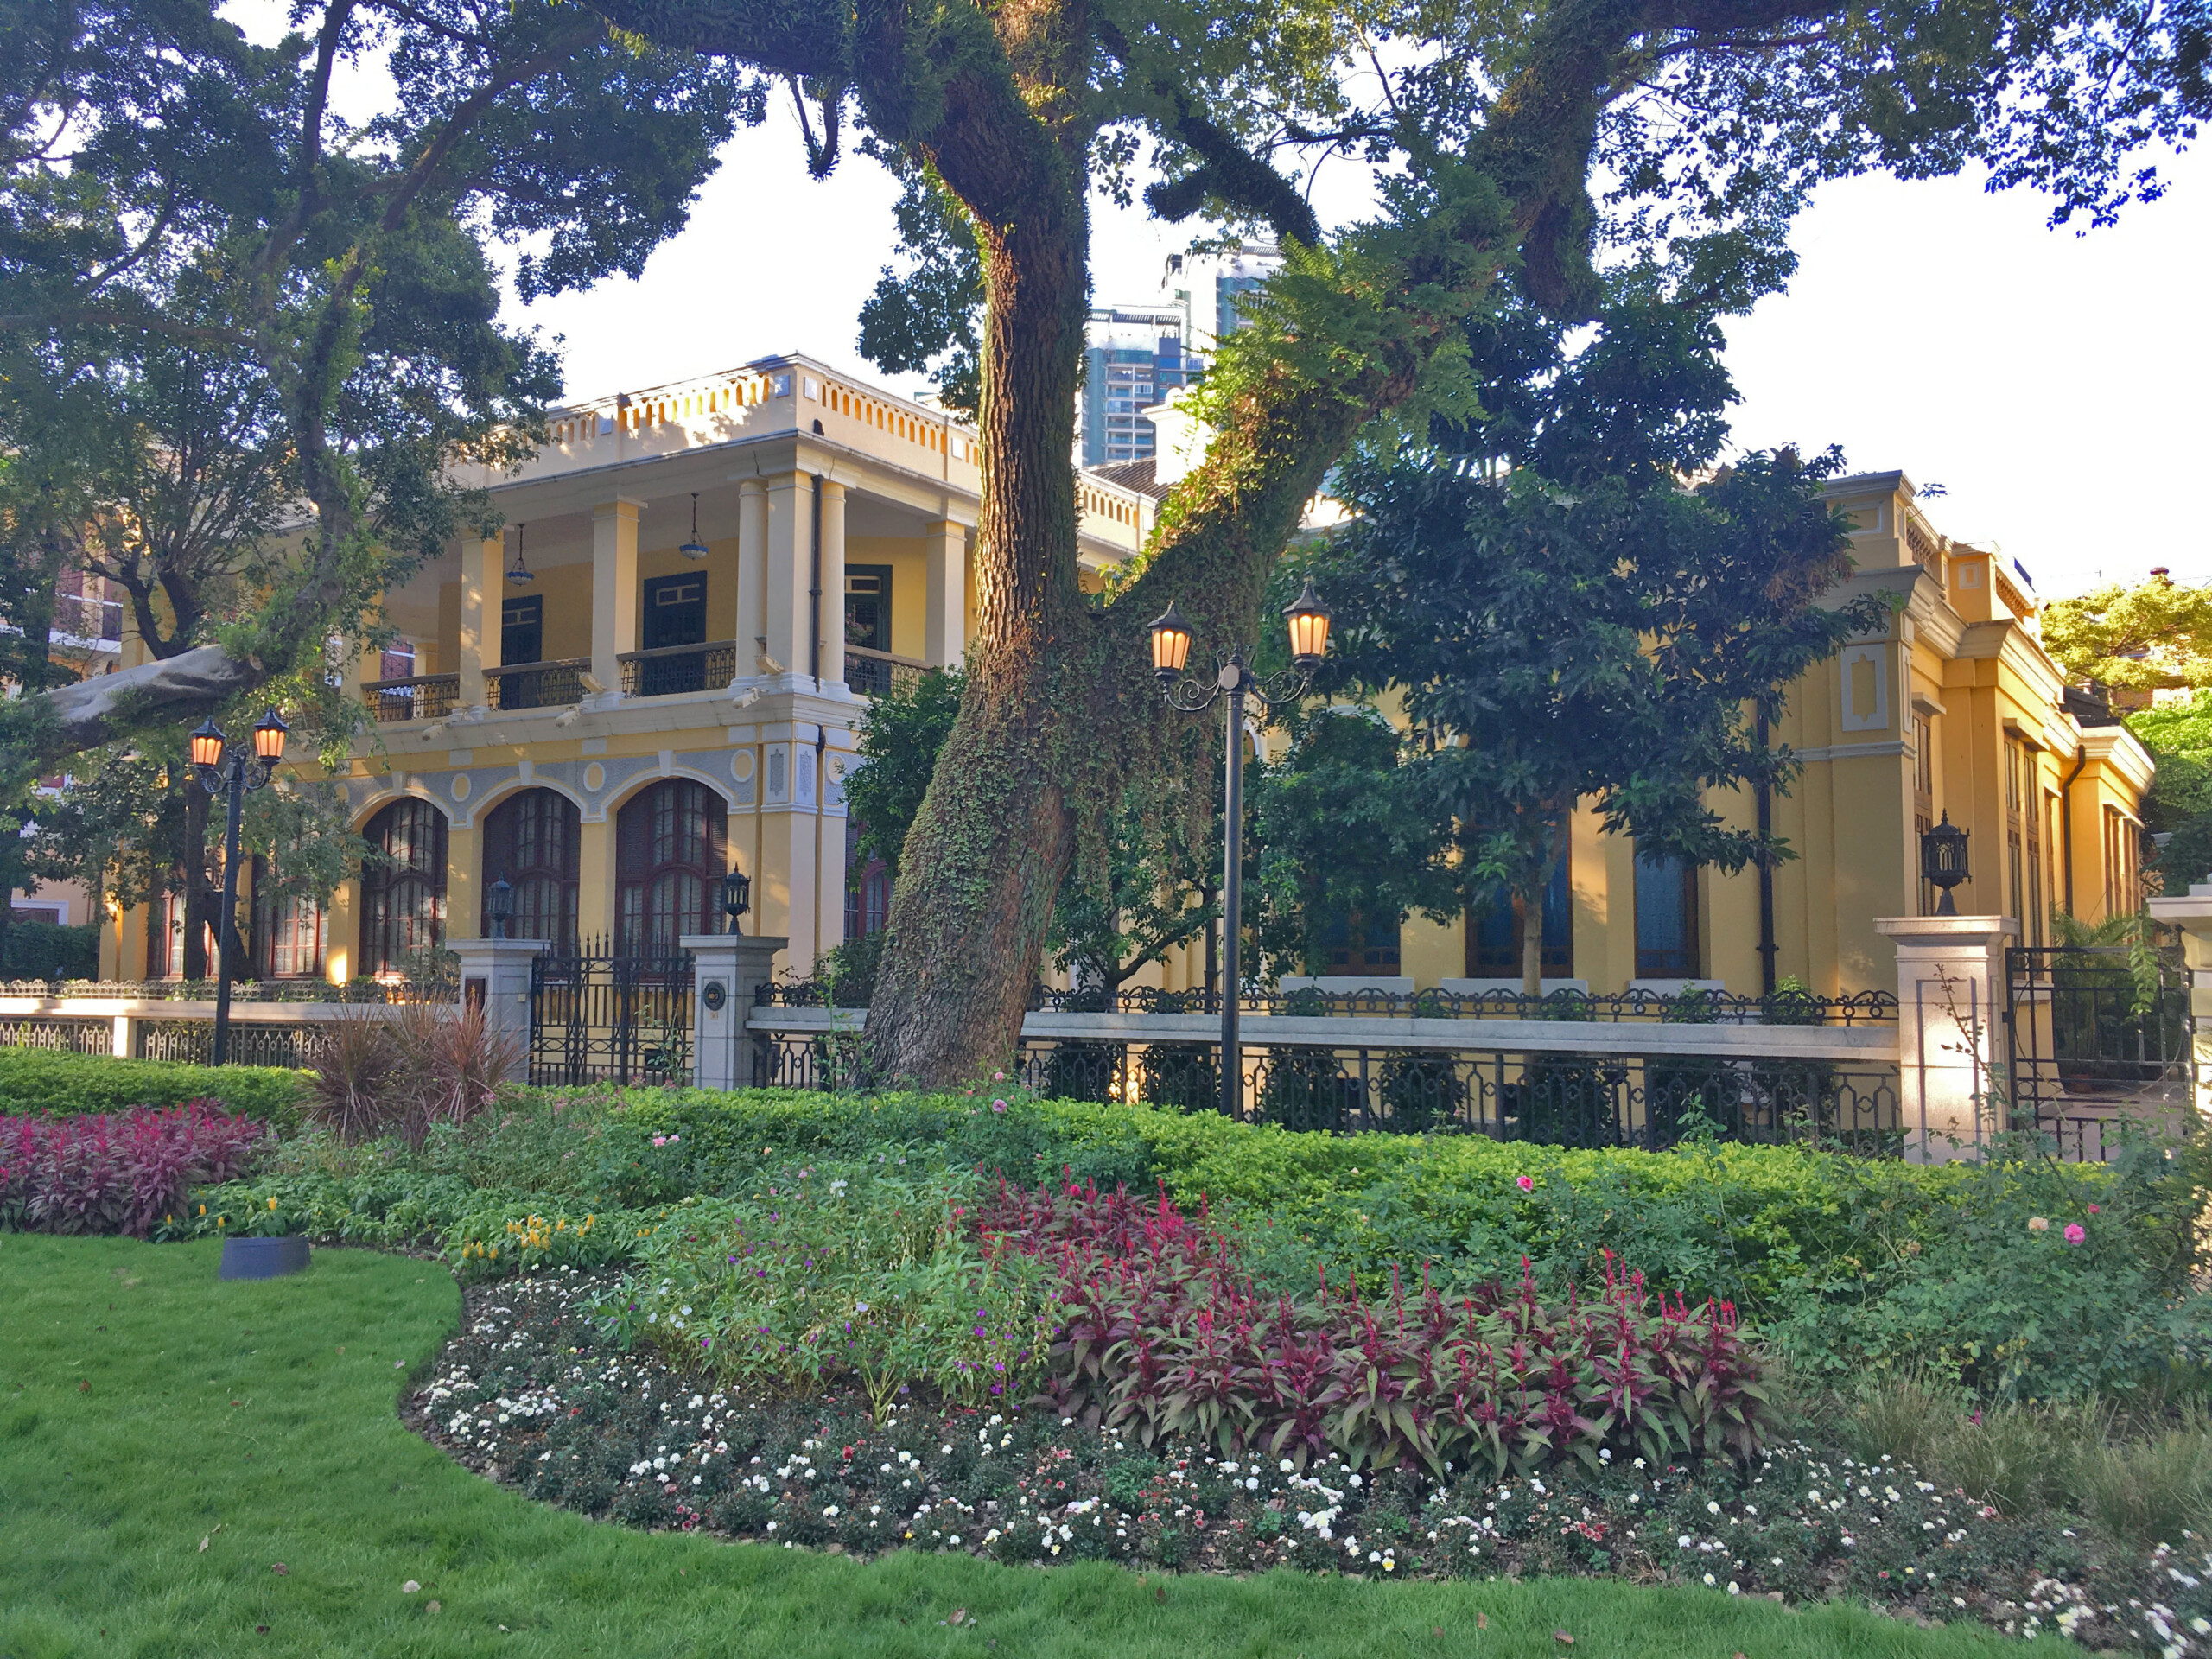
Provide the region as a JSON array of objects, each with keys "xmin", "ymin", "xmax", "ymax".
[{"xmin": 0, "ymin": 1238, "xmax": 2075, "ymax": 1658}]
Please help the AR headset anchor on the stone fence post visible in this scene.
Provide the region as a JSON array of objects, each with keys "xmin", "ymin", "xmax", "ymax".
[
  {"xmin": 1874, "ymin": 914, "xmax": 2018, "ymax": 1162},
  {"xmin": 2146, "ymin": 881, "xmax": 2212, "ymax": 1122},
  {"xmin": 449, "ymin": 938, "xmax": 549, "ymax": 1068},
  {"xmin": 683, "ymin": 933, "xmax": 788, "ymax": 1091}
]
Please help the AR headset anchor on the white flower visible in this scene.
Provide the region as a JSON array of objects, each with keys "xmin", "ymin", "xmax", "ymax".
[
  {"xmin": 1727, "ymin": 1583, "xmax": 1740, "ymax": 1596},
  {"xmin": 1707, "ymin": 1500, "xmax": 1721, "ymax": 1515},
  {"xmin": 1280, "ymin": 1459, "xmax": 1295, "ymax": 1474},
  {"xmin": 1703, "ymin": 1573, "xmax": 1716, "ymax": 1586}
]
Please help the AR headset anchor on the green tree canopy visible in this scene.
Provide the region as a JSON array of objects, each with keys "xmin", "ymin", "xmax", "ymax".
[
  {"xmin": 2044, "ymin": 576, "xmax": 2212, "ymax": 694},
  {"xmin": 1298, "ymin": 285, "xmax": 1884, "ymax": 991}
]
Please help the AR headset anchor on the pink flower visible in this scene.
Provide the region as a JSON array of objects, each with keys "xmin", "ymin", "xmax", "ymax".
[
  {"xmin": 992, "ymin": 1100, "xmax": 1007, "ymax": 1113},
  {"xmin": 2064, "ymin": 1223, "xmax": 2087, "ymax": 1244},
  {"xmin": 2088, "ymin": 1204, "xmax": 2100, "ymax": 1214},
  {"xmin": 993, "ymin": 1071, "xmax": 1006, "ymax": 1082},
  {"xmin": 1516, "ymin": 1175, "xmax": 1535, "ymax": 1192}
]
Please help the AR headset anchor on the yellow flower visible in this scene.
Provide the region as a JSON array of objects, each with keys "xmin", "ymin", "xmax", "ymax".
[
  {"xmin": 198, "ymin": 1204, "xmax": 207, "ymax": 1217},
  {"xmin": 268, "ymin": 1197, "xmax": 278, "ymax": 1211},
  {"xmin": 217, "ymin": 1216, "xmax": 227, "ymax": 1227}
]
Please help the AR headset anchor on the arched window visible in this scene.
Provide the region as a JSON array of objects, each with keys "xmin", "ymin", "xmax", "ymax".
[
  {"xmin": 360, "ymin": 798, "xmax": 448, "ymax": 977},
  {"xmin": 481, "ymin": 788, "xmax": 580, "ymax": 945},
  {"xmin": 615, "ymin": 779, "xmax": 723, "ymax": 954}
]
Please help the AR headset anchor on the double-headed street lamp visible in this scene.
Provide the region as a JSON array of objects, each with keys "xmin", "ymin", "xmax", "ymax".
[
  {"xmin": 189, "ymin": 708, "xmax": 289, "ymax": 1065},
  {"xmin": 1148, "ymin": 580, "xmax": 1332, "ymax": 1117}
]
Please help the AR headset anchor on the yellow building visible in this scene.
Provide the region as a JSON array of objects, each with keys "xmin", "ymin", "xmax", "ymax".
[
  {"xmin": 1134, "ymin": 471, "xmax": 2156, "ymax": 1002},
  {"xmin": 100, "ymin": 354, "xmax": 1154, "ymax": 986},
  {"xmin": 96, "ymin": 353, "xmax": 2152, "ymax": 1007}
]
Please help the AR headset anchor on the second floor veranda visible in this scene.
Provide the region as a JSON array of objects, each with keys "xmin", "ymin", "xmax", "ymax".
[{"xmin": 359, "ymin": 353, "xmax": 1154, "ymax": 732}]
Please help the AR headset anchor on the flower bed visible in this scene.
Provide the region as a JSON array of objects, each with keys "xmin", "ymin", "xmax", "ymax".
[
  {"xmin": 0, "ymin": 1102, "xmax": 266, "ymax": 1236},
  {"xmin": 410, "ymin": 1268, "xmax": 2209, "ymax": 1654}
]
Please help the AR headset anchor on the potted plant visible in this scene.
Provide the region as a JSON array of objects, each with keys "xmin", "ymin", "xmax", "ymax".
[{"xmin": 219, "ymin": 1195, "xmax": 311, "ymax": 1280}]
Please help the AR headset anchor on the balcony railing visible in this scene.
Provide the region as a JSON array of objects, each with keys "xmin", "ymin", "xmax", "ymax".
[
  {"xmin": 52, "ymin": 592, "xmax": 124, "ymax": 643},
  {"xmin": 365, "ymin": 672, "xmax": 460, "ymax": 722},
  {"xmin": 846, "ymin": 645, "xmax": 930, "ymax": 699},
  {"xmin": 486, "ymin": 658, "xmax": 589, "ymax": 709},
  {"xmin": 618, "ymin": 639, "xmax": 738, "ymax": 698}
]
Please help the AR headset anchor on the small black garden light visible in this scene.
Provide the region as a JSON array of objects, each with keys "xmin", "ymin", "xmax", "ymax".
[
  {"xmin": 486, "ymin": 875, "xmax": 515, "ymax": 939},
  {"xmin": 722, "ymin": 868, "xmax": 752, "ymax": 932},
  {"xmin": 1922, "ymin": 811, "xmax": 1970, "ymax": 915}
]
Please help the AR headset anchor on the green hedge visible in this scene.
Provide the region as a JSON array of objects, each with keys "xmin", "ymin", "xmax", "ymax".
[
  {"xmin": 158, "ymin": 1083, "xmax": 2209, "ymax": 1400},
  {"xmin": 0, "ymin": 1047, "xmax": 308, "ymax": 1125}
]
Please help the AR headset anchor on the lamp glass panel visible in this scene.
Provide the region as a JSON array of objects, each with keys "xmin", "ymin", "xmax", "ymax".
[
  {"xmin": 1152, "ymin": 625, "xmax": 1190, "ymax": 675},
  {"xmin": 189, "ymin": 724, "xmax": 225, "ymax": 768},
  {"xmin": 252, "ymin": 712, "xmax": 288, "ymax": 760}
]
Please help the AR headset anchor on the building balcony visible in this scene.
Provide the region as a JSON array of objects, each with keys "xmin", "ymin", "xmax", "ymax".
[
  {"xmin": 365, "ymin": 672, "xmax": 460, "ymax": 723},
  {"xmin": 618, "ymin": 640, "xmax": 739, "ymax": 698},
  {"xmin": 486, "ymin": 658, "xmax": 590, "ymax": 709},
  {"xmin": 846, "ymin": 645, "xmax": 928, "ymax": 700}
]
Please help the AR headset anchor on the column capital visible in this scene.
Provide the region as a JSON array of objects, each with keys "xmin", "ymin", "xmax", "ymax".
[
  {"xmin": 591, "ymin": 496, "xmax": 648, "ymax": 523},
  {"xmin": 820, "ymin": 477, "xmax": 849, "ymax": 503},
  {"xmin": 735, "ymin": 476, "xmax": 768, "ymax": 499}
]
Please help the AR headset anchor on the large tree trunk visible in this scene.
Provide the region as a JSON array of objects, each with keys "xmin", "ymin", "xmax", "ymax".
[{"xmin": 855, "ymin": 45, "xmax": 1096, "ymax": 1084}]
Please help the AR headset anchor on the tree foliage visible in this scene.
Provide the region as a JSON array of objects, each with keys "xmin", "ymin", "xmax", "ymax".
[
  {"xmin": 0, "ymin": 0, "xmax": 757, "ymax": 776},
  {"xmin": 2044, "ymin": 576, "xmax": 2212, "ymax": 695},
  {"xmin": 1298, "ymin": 285, "xmax": 1884, "ymax": 989}
]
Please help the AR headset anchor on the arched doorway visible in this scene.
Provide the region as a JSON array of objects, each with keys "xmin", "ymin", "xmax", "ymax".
[
  {"xmin": 481, "ymin": 788, "xmax": 581, "ymax": 945},
  {"xmin": 359, "ymin": 798, "xmax": 448, "ymax": 977},
  {"xmin": 615, "ymin": 779, "xmax": 723, "ymax": 954}
]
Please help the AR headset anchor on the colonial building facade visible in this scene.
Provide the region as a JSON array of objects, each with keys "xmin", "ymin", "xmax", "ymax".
[
  {"xmin": 100, "ymin": 353, "xmax": 1154, "ymax": 986},
  {"xmin": 95, "ymin": 355, "xmax": 2152, "ymax": 1002}
]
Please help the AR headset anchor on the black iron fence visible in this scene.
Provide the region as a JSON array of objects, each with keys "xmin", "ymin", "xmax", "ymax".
[
  {"xmin": 756, "ymin": 981, "xmax": 1897, "ymax": 1027},
  {"xmin": 619, "ymin": 641, "xmax": 738, "ymax": 698},
  {"xmin": 749, "ymin": 1027, "xmax": 1900, "ymax": 1155},
  {"xmin": 528, "ymin": 939, "xmax": 693, "ymax": 1086},
  {"xmin": 2006, "ymin": 944, "xmax": 2196, "ymax": 1161}
]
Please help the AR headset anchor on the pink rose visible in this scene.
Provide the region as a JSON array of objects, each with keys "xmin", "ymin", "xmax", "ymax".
[
  {"xmin": 1516, "ymin": 1175, "xmax": 1535, "ymax": 1192},
  {"xmin": 991, "ymin": 1099, "xmax": 1007, "ymax": 1113},
  {"xmin": 2088, "ymin": 1204, "xmax": 2100, "ymax": 1214},
  {"xmin": 2064, "ymin": 1223, "xmax": 2086, "ymax": 1244}
]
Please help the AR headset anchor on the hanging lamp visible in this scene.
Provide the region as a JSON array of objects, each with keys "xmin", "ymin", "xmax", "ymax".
[
  {"xmin": 680, "ymin": 493, "xmax": 709, "ymax": 562},
  {"xmin": 505, "ymin": 521, "xmax": 536, "ymax": 584}
]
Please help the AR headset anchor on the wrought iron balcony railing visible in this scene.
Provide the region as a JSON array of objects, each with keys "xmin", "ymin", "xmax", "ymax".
[
  {"xmin": 486, "ymin": 658, "xmax": 590, "ymax": 709},
  {"xmin": 364, "ymin": 672, "xmax": 460, "ymax": 722},
  {"xmin": 618, "ymin": 639, "xmax": 739, "ymax": 698},
  {"xmin": 846, "ymin": 645, "xmax": 930, "ymax": 699}
]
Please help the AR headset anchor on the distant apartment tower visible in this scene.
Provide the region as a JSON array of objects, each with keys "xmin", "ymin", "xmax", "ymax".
[
  {"xmin": 1161, "ymin": 242, "xmax": 1283, "ymax": 353},
  {"xmin": 1078, "ymin": 308, "xmax": 1203, "ymax": 467}
]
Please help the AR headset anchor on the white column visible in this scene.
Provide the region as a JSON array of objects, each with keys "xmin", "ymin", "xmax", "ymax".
[
  {"xmin": 924, "ymin": 518, "xmax": 966, "ymax": 667},
  {"xmin": 819, "ymin": 480, "xmax": 847, "ymax": 689},
  {"xmin": 735, "ymin": 478, "xmax": 768, "ymax": 675},
  {"xmin": 1874, "ymin": 914, "xmax": 2019, "ymax": 1162},
  {"xmin": 449, "ymin": 937, "xmax": 549, "ymax": 1062},
  {"xmin": 683, "ymin": 932, "xmax": 789, "ymax": 1090},
  {"xmin": 590, "ymin": 498, "xmax": 644, "ymax": 705},
  {"xmin": 457, "ymin": 536, "xmax": 496, "ymax": 709},
  {"xmin": 2147, "ymin": 882, "xmax": 2212, "ymax": 1121},
  {"xmin": 764, "ymin": 474, "xmax": 807, "ymax": 683}
]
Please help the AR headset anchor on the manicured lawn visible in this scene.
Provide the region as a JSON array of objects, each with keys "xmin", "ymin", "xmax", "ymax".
[{"xmin": 0, "ymin": 1236, "xmax": 2075, "ymax": 1657}]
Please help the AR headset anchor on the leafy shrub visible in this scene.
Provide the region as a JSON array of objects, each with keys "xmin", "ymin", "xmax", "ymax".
[
  {"xmin": 301, "ymin": 1002, "xmax": 519, "ymax": 1147},
  {"xmin": 303, "ymin": 1011, "xmax": 402, "ymax": 1141},
  {"xmin": 3, "ymin": 919, "xmax": 100, "ymax": 980},
  {"xmin": 982, "ymin": 1175, "xmax": 1771, "ymax": 1475},
  {"xmin": 1377, "ymin": 1052, "xmax": 1464, "ymax": 1131},
  {"xmin": 0, "ymin": 1046, "xmax": 305, "ymax": 1123},
  {"xmin": 605, "ymin": 1159, "xmax": 1056, "ymax": 1418},
  {"xmin": 0, "ymin": 1102, "xmax": 266, "ymax": 1236}
]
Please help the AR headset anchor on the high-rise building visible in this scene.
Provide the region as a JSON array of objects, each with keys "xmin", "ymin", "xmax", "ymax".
[
  {"xmin": 1077, "ymin": 308, "xmax": 1203, "ymax": 467},
  {"xmin": 1160, "ymin": 242, "xmax": 1284, "ymax": 353}
]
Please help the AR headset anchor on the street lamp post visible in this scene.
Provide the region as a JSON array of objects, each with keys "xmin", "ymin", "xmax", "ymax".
[
  {"xmin": 1147, "ymin": 580, "xmax": 1331, "ymax": 1118},
  {"xmin": 190, "ymin": 708, "xmax": 289, "ymax": 1065}
]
